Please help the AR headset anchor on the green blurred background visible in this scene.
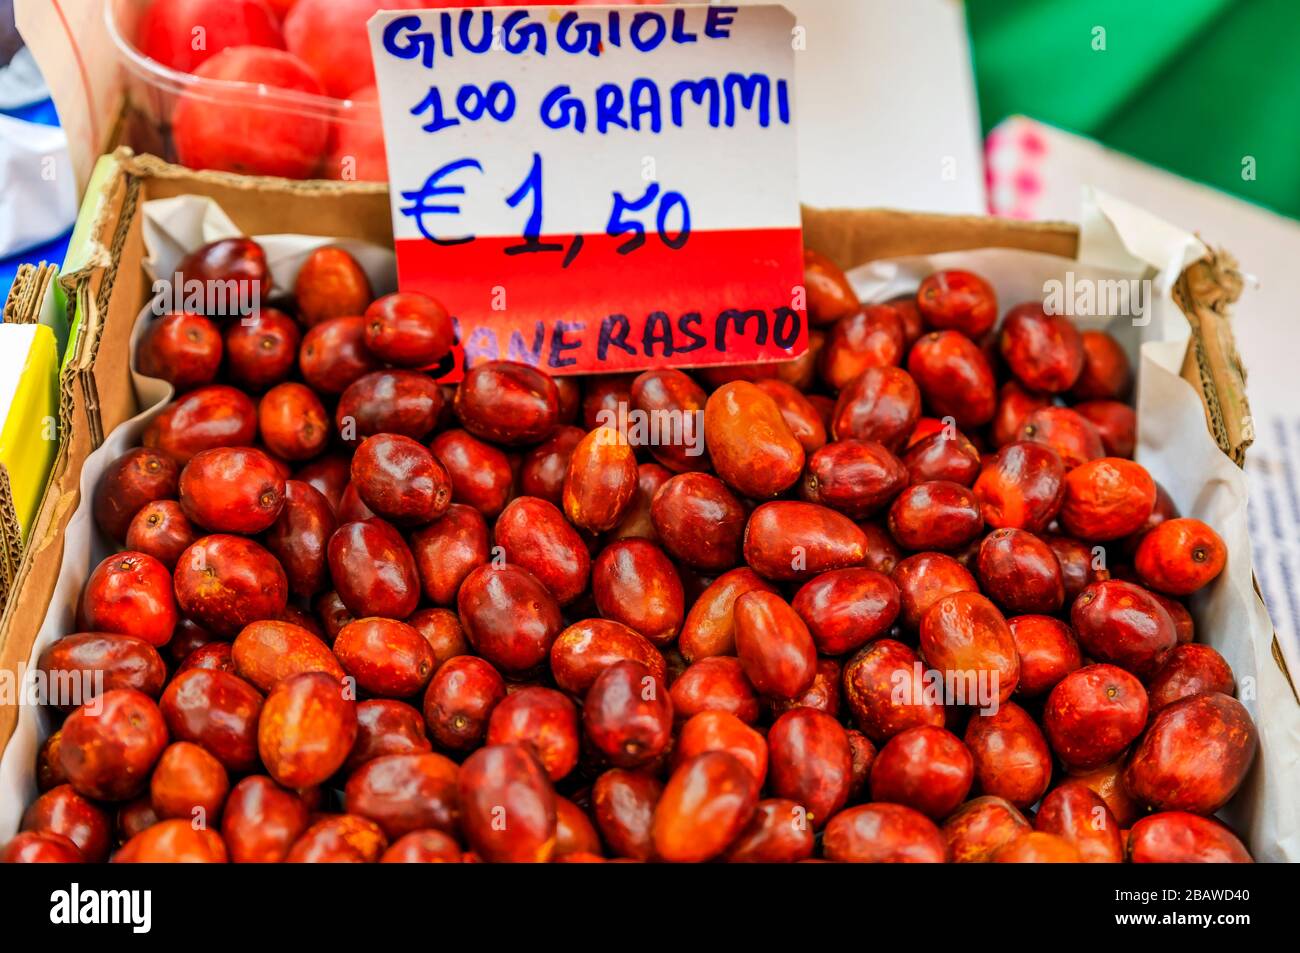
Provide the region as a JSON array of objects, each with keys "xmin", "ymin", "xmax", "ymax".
[{"xmin": 967, "ymin": 0, "xmax": 1300, "ymax": 220}]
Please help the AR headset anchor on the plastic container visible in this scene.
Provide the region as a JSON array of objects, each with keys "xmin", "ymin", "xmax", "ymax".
[
  {"xmin": 104, "ymin": 0, "xmax": 665, "ymax": 181},
  {"xmin": 104, "ymin": 0, "xmax": 386, "ymax": 181}
]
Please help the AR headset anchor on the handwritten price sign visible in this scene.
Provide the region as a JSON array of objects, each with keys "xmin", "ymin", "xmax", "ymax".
[{"xmin": 368, "ymin": 4, "xmax": 805, "ymax": 379}]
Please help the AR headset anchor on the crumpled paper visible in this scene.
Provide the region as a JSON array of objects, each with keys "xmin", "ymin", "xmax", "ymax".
[{"xmin": 0, "ymin": 113, "xmax": 76, "ymax": 258}]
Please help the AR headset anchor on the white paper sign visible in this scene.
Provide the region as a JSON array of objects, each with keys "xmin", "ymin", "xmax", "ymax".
[{"xmin": 367, "ymin": 4, "xmax": 806, "ymax": 378}]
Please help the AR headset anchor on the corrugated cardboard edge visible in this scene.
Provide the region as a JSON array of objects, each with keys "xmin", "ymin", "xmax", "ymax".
[
  {"xmin": 119, "ymin": 150, "xmax": 391, "ymax": 201},
  {"xmin": 3, "ymin": 263, "xmax": 56, "ymax": 327},
  {"xmin": 3, "ymin": 266, "xmax": 34, "ymax": 325},
  {"xmin": 1174, "ymin": 246, "xmax": 1252, "ymax": 465},
  {"xmin": 0, "ymin": 465, "xmax": 21, "ymax": 604},
  {"xmin": 1168, "ymin": 247, "xmax": 1290, "ymax": 702},
  {"xmin": 0, "ymin": 259, "xmax": 92, "ymax": 754},
  {"xmin": 0, "ymin": 281, "xmax": 30, "ymax": 607},
  {"xmin": 2, "ymin": 266, "xmax": 34, "ymax": 325}
]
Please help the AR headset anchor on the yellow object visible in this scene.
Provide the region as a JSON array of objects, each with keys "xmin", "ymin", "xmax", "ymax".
[{"xmin": 0, "ymin": 324, "xmax": 61, "ymax": 543}]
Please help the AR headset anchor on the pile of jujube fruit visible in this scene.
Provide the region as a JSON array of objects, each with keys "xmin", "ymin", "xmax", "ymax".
[
  {"xmin": 136, "ymin": 0, "xmax": 658, "ymax": 181},
  {"xmin": 3, "ymin": 238, "xmax": 1257, "ymax": 865}
]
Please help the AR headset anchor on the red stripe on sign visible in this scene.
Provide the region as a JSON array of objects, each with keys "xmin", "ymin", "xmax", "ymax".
[{"xmin": 395, "ymin": 226, "xmax": 807, "ymax": 381}]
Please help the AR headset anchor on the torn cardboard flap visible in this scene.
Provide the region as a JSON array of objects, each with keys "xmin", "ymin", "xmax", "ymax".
[
  {"xmin": 2, "ymin": 263, "xmax": 57, "ymax": 327},
  {"xmin": 1175, "ymin": 248, "xmax": 1252, "ymax": 466}
]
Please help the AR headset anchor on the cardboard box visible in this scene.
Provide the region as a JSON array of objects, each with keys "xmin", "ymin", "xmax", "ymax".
[{"xmin": 0, "ymin": 148, "xmax": 1290, "ymax": 855}]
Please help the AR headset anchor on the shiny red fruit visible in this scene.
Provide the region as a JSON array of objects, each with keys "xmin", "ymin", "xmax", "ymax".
[
  {"xmin": 125, "ymin": 500, "xmax": 197, "ymax": 570},
  {"xmin": 1019, "ymin": 406, "xmax": 1104, "ymax": 470},
  {"xmin": 767, "ymin": 708, "xmax": 851, "ymax": 827},
  {"xmin": 831, "ymin": 366, "xmax": 922, "ymax": 452},
  {"xmin": 79, "ymin": 551, "xmax": 178, "ymax": 647},
  {"xmin": 843, "ymin": 639, "xmax": 946, "ymax": 742},
  {"xmin": 964, "ymin": 702, "xmax": 1052, "ymax": 810},
  {"xmin": 1043, "ymin": 664, "xmax": 1148, "ymax": 771},
  {"xmin": 1128, "ymin": 812, "xmax": 1251, "ymax": 863},
  {"xmin": 998, "ymin": 302, "xmax": 1084, "ymax": 393},
  {"xmin": 1071, "ymin": 580, "xmax": 1177, "ymax": 679},
  {"xmin": 916, "ymin": 269, "xmax": 997, "ymax": 338},
  {"xmin": 870, "ymin": 725, "xmax": 973, "ymax": 820},
  {"xmin": 409, "ymin": 504, "xmax": 490, "ymax": 606},
  {"xmin": 430, "ymin": 429, "xmax": 515, "ymax": 519},
  {"xmin": 974, "ymin": 441, "xmax": 1066, "ymax": 535},
  {"xmin": 327, "ymin": 518, "xmax": 420, "ymax": 619},
  {"xmin": 733, "ymin": 591, "xmax": 818, "ymax": 700},
  {"xmin": 1124, "ymin": 692, "xmax": 1257, "ymax": 815},
  {"xmin": 179, "ymin": 446, "xmax": 286, "ymax": 533},
  {"xmin": 791, "ymin": 567, "xmax": 900, "ymax": 656},
  {"xmin": 350, "ymin": 434, "xmax": 452, "ymax": 526},
  {"xmin": 1008, "ymin": 614, "xmax": 1081, "ymax": 697},
  {"xmin": 338, "ymin": 370, "xmax": 444, "ymax": 444},
  {"xmin": 919, "ymin": 591, "xmax": 1019, "ymax": 704},
  {"xmin": 138, "ymin": 312, "xmax": 223, "ymax": 391},
  {"xmin": 907, "ymin": 331, "xmax": 997, "ymax": 430},
  {"xmin": 143, "ymin": 385, "xmax": 258, "ymax": 464},
  {"xmin": 364, "ymin": 292, "xmax": 454, "ymax": 367},
  {"xmin": 1060, "ymin": 458, "xmax": 1157, "ymax": 541},
  {"xmin": 455, "ymin": 361, "xmax": 560, "ymax": 446},
  {"xmin": 888, "ymin": 481, "xmax": 983, "ymax": 551},
  {"xmin": 294, "ymin": 247, "xmax": 372, "ymax": 326},
  {"xmin": 457, "ymin": 564, "xmax": 562, "ymax": 675},
  {"xmin": 59, "ymin": 690, "xmax": 168, "ymax": 801},
  {"xmin": 1072, "ymin": 330, "xmax": 1131, "ymax": 401},
  {"xmin": 1146, "ymin": 643, "xmax": 1235, "ymax": 712},
  {"xmin": 458, "ymin": 745, "xmax": 557, "ymax": 863},
  {"xmin": 174, "ymin": 534, "xmax": 289, "ymax": 636},
  {"xmin": 592, "ymin": 540, "xmax": 684, "ymax": 646},
  {"xmin": 1133, "ymin": 517, "xmax": 1227, "ymax": 595},
  {"xmin": 259, "ymin": 383, "xmax": 328, "ymax": 461},
  {"xmin": 976, "ymin": 528, "xmax": 1065, "ymax": 614},
  {"xmin": 584, "ymin": 660, "xmax": 673, "ymax": 769},
  {"xmin": 487, "ymin": 686, "xmax": 580, "ymax": 781},
  {"xmin": 299, "ymin": 316, "xmax": 382, "ymax": 395},
  {"xmin": 225, "ymin": 307, "xmax": 301, "ymax": 391},
  {"xmin": 651, "ymin": 751, "xmax": 757, "ymax": 864},
  {"xmin": 823, "ymin": 803, "xmax": 947, "ymax": 863}
]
